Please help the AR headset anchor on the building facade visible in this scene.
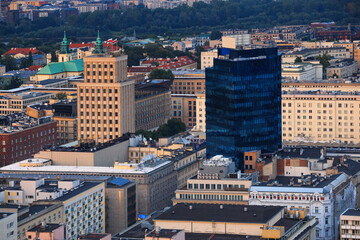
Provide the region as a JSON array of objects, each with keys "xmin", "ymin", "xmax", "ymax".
[
  {"xmin": 340, "ymin": 208, "xmax": 360, "ymax": 240},
  {"xmin": 200, "ymin": 49, "xmax": 218, "ymax": 70},
  {"xmin": 0, "ymin": 114, "xmax": 56, "ymax": 166},
  {"xmin": 206, "ymin": 48, "xmax": 282, "ymax": 168},
  {"xmin": 77, "ymin": 52, "xmax": 135, "ymax": 143},
  {"xmin": 52, "ymin": 100, "xmax": 77, "ymax": 145},
  {"xmin": 171, "ymin": 94, "xmax": 197, "ymax": 128},
  {"xmin": 282, "ymin": 91, "xmax": 360, "ymax": 144}
]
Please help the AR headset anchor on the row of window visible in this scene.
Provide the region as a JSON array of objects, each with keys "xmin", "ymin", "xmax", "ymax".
[{"xmin": 188, "ymin": 183, "xmax": 246, "ymax": 190}]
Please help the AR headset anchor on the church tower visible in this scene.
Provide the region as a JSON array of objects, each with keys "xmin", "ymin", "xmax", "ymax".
[
  {"xmin": 58, "ymin": 31, "xmax": 72, "ymax": 62},
  {"xmin": 93, "ymin": 30, "xmax": 104, "ymax": 55}
]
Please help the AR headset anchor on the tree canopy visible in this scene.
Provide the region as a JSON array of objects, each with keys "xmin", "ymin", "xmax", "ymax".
[
  {"xmin": 0, "ymin": 0, "xmax": 359, "ymax": 40},
  {"xmin": 148, "ymin": 69, "xmax": 175, "ymax": 80},
  {"xmin": 135, "ymin": 118, "xmax": 186, "ymax": 140}
]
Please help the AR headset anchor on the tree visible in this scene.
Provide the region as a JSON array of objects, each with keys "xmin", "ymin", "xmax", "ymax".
[
  {"xmin": 56, "ymin": 92, "xmax": 67, "ymax": 100},
  {"xmin": 148, "ymin": 69, "xmax": 174, "ymax": 80},
  {"xmin": 0, "ymin": 55, "xmax": 17, "ymax": 71},
  {"xmin": 27, "ymin": 51, "xmax": 33, "ymax": 66},
  {"xmin": 295, "ymin": 56, "xmax": 302, "ymax": 63},
  {"xmin": 135, "ymin": 118, "xmax": 186, "ymax": 140},
  {"xmin": 51, "ymin": 51, "xmax": 58, "ymax": 62},
  {"xmin": 5, "ymin": 76, "xmax": 22, "ymax": 89},
  {"xmin": 316, "ymin": 54, "xmax": 331, "ymax": 69},
  {"xmin": 210, "ymin": 30, "xmax": 222, "ymax": 40}
]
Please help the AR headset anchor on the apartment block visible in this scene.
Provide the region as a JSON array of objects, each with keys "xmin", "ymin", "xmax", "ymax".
[
  {"xmin": 0, "ymin": 211, "xmax": 17, "ymax": 240},
  {"xmin": 341, "ymin": 209, "xmax": 360, "ymax": 240},
  {"xmin": 0, "ymin": 113, "xmax": 56, "ymax": 166},
  {"xmin": 78, "ymin": 54, "xmax": 134, "ymax": 143},
  {"xmin": 282, "ymin": 91, "xmax": 360, "ymax": 145}
]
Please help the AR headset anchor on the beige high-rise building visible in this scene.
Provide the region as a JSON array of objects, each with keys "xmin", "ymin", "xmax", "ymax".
[{"xmin": 77, "ymin": 53, "xmax": 135, "ymax": 143}]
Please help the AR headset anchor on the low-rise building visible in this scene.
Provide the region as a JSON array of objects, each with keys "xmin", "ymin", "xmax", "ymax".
[
  {"xmin": 326, "ymin": 59, "xmax": 358, "ymax": 78},
  {"xmin": 249, "ymin": 173, "xmax": 355, "ymax": 240},
  {"xmin": 140, "ymin": 56, "xmax": 197, "ymax": 70},
  {"xmin": 282, "ymin": 63, "xmax": 323, "ymax": 81},
  {"xmin": 340, "ymin": 208, "xmax": 360, "ymax": 240},
  {"xmin": 0, "ymin": 113, "xmax": 56, "ymax": 166},
  {"xmin": 0, "ymin": 92, "xmax": 54, "ymax": 115},
  {"xmin": 34, "ymin": 135, "xmax": 130, "ymax": 167},
  {"xmin": 26, "ymin": 223, "xmax": 65, "ymax": 240},
  {"xmin": 173, "ymin": 155, "xmax": 256, "ymax": 205},
  {"xmin": 1, "ymin": 157, "xmax": 177, "ymax": 215},
  {"xmin": 35, "ymin": 59, "xmax": 84, "ymax": 81},
  {"xmin": 282, "ymin": 47, "xmax": 351, "ymax": 63},
  {"xmin": 153, "ymin": 204, "xmax": 317, "ymax": 239}
]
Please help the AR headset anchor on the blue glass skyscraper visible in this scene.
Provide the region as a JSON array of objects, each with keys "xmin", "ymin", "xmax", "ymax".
[{"xmin": 205, "ymin": 48, "xmax": 281, "ymax": 169}]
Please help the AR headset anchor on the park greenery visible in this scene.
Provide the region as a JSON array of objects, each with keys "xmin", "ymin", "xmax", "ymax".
[
  {"xmin": 0, "ymin": 0, "xmax": 359, "ymax": 42},
  {"xmin": 135, "ymin": 118, "xmax": 186, "ymax": 140},
  {"xmin": 148, "ymin": 69, "xmax": 175, "ymax": 80}
]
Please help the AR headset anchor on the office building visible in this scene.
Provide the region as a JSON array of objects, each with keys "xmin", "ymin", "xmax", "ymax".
[
  {"xmin": 173, "ymin": 155, "xmax": 255, "ymax": 205},
  {"xmin": 0, "ymin": 211, "xmax": 17, "ymax": 240},
  {"xmin": 340, "ymin": 208, "xmax": 360, "ymax": 240},
  {"xmin": 26, "ymin": 223, "xmax": 65, "ymax": 240},
  {"xmin": 52, "ymin": 100, "xmax": 77, "ymax": 145},
  {"xmin": 206, "ymin": 48, "xmax": 282, "ymax": 168},
  {"xmin": 170, "ymin": 71, "xmax": 205, "ymax": 95},
  {"xmin": 77, "ymin": 40, "xmax": 134, "ymax": 143},
  {"xmin": 282, "ymin": 90, "xmax": 360, "ymax": 145},
  {"xmin": 0, "ymin": 113, "xmax": 56, "ymax": 166},
  {"xmin": 1, "ymin": 157, "xmax": 177, "ymax": 215},
  {"xmin": 171, "ymin": 94, "xmax": 197, "ymax": 128},
  {"xmin": 135, "ymin": 81, "xmax": 171, "ymax": 131},
  {"xmin": 34, "ymin": 135, "xmax": 130, "ymax": 167},
  {"xmin": 105, "ymin": 178, "xmax": 136, "ymax": 234},
  {"xmin": 0, "ymin": 92, "xmax": 54, "ymax": 115},
  {"xmin": 249, "ymin": 173, "xmax": 355, "ymax": 240}
]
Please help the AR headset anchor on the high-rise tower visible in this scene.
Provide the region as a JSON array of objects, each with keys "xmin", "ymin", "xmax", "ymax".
[
  {"xmin": 205, "ymin": 48, "xmax": 282, "ymax": 169},
  {"xmin": 77, "ymin": 33, "xmax": 134, "ymax": 143}
]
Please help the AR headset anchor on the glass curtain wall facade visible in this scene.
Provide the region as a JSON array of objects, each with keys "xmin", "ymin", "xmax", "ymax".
[{"xmin": 205, "ymin": 48, "xmax": 281, "ymax": 169}]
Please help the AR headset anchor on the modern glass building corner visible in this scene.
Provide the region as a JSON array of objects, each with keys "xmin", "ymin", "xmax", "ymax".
[{"xmin": 205, "ymin": 47, "xmax": 282, "ymax": 169}]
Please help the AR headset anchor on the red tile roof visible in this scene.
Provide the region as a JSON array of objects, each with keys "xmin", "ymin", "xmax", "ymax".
[
  {"xmin": 69, "ymin": 43, "xmax": 120, "ymax": 50},
  {"xmin": 141, "ymin": 56, "xmax": 196, "ymax": 70},
  {"xmin": 26, "ymin": 66, "xmax": 43, "ymax": 71},
  {"xmin": 4, "ymin": 48, "xmax": 42, "ymax": 56},
  {"xmin": 128, "ymin": 66, "xmax": 154, "ymax": 73}
]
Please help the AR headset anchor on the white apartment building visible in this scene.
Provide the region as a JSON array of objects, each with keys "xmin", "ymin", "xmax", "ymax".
[
  {"xmin": 282, "ymin": 91, "xmax": 360, "ymax": 144},
  {"xmin": 282, "ymin": 63, "xmax": 323, "ymax": 81},
  {"xmin": 0, "ymin": 212, "xmax": 17, "ymax": 240},
  {"xmin": 249, "ymin": 173, "xmax": 356, "ymax": 240}
]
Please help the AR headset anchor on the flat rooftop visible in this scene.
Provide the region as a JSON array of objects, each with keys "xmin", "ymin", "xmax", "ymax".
[
  {"xmin": 154, "ymin": 204, "xmax": 284, "ymax": 224},
  {"xmin": 282, "ymin": 90, "xmax": 360, "ymax": 96},
  {"xmin": 0, "ymin": 212, "xmax": 15, "ymax": 220},
  {"xmin": 28, "ymin": 223, "xmax": 63, "ymax": 233},
  {"xmin": 0, "ymin": 158, "xmax": 172, "ymax": 175},
  {"xmin": 342, "ymin": 208, "xmax": 360, "ymax": 217},
  {"xmin": 0, "ymin": 112, "xmax": 53, "ymax": 134}
]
